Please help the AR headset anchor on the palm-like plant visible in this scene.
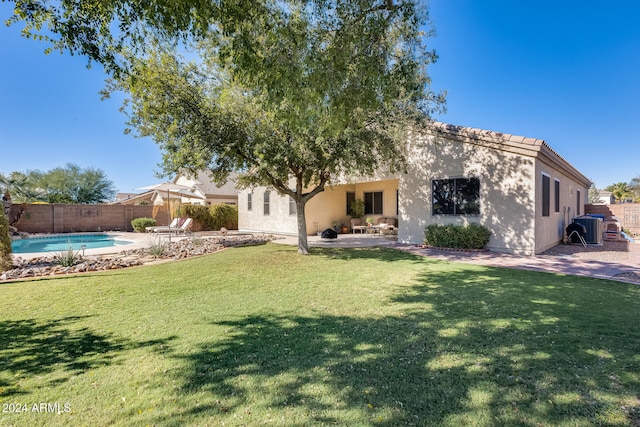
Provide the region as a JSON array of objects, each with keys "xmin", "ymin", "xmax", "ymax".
[{"xmin": 609, "ymin": 182, "xmax": 633, "ymax": 203}]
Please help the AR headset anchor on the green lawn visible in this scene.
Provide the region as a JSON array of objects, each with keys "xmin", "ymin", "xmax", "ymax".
[{"xmin": 1, "ymin": 243, "xmax": 639, "ymax": 426}]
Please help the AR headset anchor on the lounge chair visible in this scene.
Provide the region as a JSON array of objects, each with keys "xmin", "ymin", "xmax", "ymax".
[
  {"xmin": 148, "ymin": 218, "xmax": 193, "ymax": 234},
  {"xmin": 146, "ymin": 217, "xmax": 179, "ymax": 233}
]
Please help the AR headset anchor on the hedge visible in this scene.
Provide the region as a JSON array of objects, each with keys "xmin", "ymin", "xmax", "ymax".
[{"xmin": 424, "ymin": 223, "xmax": 491, "ymax": 250}]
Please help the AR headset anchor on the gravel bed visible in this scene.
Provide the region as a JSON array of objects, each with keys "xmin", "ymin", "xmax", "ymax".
[{"xmin": 1, "ymin": 233, "xmax": 277, "ymax": 282}]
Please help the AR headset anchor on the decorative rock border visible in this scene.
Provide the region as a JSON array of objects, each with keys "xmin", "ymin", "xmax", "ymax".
[{"xmin": 1, "ymin": 234, "xmax": 276, "ymax": 282}]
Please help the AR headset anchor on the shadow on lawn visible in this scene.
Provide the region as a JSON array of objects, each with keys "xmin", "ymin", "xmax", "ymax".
[
  {"xmin": 0, "ymin": 316, "xmax": 175, "ymax": 398},
  {"xmin": 145, "ymin": 263, "xmax": 640, "ymax": 426}
]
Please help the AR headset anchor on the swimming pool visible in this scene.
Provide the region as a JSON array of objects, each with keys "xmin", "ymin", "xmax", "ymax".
[{"xmin": 11, "ymin": 233, "xmax": 133, "ymax": 254}]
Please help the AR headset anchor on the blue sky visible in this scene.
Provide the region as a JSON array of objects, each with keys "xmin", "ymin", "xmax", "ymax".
[{"xmin": 1, "ymin": 1, "xmax": 639, "ymax": 195}]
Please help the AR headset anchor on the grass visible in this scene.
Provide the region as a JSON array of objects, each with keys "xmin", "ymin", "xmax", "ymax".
[{"xmin": 1, "ymin": 243, "xmax": 639, "ymax": 426}]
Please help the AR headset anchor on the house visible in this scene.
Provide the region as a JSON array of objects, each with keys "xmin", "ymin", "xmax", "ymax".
[
  {"xmin": 173, "ymin": 171, "xmax": 239, "ymax": 206},
  {"xmin": 116, "ymin": 171, "xmax": 239, "ymax": 207},
  {"xmin": 594, "ymin": 191, "xmax": 615, "ymax": 205},
  {"xmin": 238, "ymin": 122, "xmax": 591, "ymax": 255}
]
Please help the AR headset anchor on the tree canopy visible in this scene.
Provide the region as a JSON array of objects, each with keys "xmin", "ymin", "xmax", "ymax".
[
  {"xmin": 0, "ymin": 163, "xmax": 117, "ymax": 204},
  {"xmin": 109, "ymin": 0, "xmax": 444, "ymax": 253},
  {"xmin": 6, "ymin": 0, "xmax": 445, "ymax": 253}
]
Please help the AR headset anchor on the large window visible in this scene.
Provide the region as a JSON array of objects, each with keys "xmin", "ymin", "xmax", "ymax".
[
  {"xmin": 554, "ymin": 179, "xmax": 560, "ymax": 213},
  {"xmin": 542, "ymin": 174, "xmax": 550, "ymax": 217},
  {"xmin": 364, "ymin": 191, "xmax": 383, "ymax": 215},
  {"xmin": 432, "ymin": 177, "xmax": 480, "ymax": 215},
  {"xmin": 263, "ymin": 191, "xmax": 270, "ymax": 216},
  {"xmin": 289, "ymin": 196, "xmax": 297, "ymax": 216}
]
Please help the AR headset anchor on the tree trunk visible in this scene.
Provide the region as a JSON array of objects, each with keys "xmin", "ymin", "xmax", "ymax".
[{"xmin": 296, "ymin": 199, "xmax": 309, "ymax": 255}]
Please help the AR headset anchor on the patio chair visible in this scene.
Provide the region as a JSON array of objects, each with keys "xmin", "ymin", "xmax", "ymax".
[
  {"xmin": 351, "ymin": 218, "xmax": 367, "ymax": 234},
  {"xmin": 149, "ymin": 218, "xmax": 193, "ymax": 234}
]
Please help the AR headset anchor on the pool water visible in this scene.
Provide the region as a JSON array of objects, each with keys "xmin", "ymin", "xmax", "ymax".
[{"xmin": 11, "ymin": 234, "xmax": 132, "ymax": 254}]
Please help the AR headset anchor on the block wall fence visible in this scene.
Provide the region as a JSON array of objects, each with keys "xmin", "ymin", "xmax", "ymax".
[
  {"xmin": 8, "ymin": 204, "xmax": 158, "ymax": 233},
  {"xmin": 585, "ymin": 203, "xmax": 640, "ymax": 235}
]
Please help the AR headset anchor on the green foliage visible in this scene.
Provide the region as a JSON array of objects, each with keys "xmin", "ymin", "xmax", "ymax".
[
  {"xmin": 180, "ymin": 204, "xmax": 238, "ymax": 231},
  {"xmin": 210, "ymin": 204, "xmax": 238, "ymax": 230},
  {"xmin": 1, "ymin": 163, "xmax": 117, "ymax": 203},
  {"xmin": 349, "ymin": 199, "xmax": 365, "ymax": 219},
  {"xmin": 0, "ymin": 209, "xmax": 13, "ymax": 272},
  {"xmin": 145, "ymin": 235, "xmax": 168, "ymax": 257},
  {"xmin": 109, "ymin": 1, "xmax": 442, "ymax": 254},
  {"xmin": 424, "ymin": 223, "xmax": 492, "ymax": 250},
  {"xmin": 131, "ymin": 217, "xmax": 156, "ymax": 233},
  {"xmin": 53, "ymin": 245, "xmax": 82, "ymax": 267}
]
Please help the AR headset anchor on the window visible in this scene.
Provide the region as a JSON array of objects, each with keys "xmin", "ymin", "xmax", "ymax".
[
  {"xmin": 346, "ymin": 192, "xmax": 356, "ymax": 216},
  {"xmin": 542, "ymin": 174, "xmax": 550, "ymax": 217},
  {"xmin": 289, "ymin": 196, "xmax": 297, "ymax": 215},
  {"xmin": 576, "ymin": 190, "xmax": 581, "ymax": 216},
  {"xmin": 432, "ymin": 178, "xmax": 480, "ymax": 215},
  {"xmin": 554, "ymin": 179, "xmax": 560, "ymax": 213},
  {"xmin": 263, "ymin": 191, "xmax": 270, "ymax": 216},
  {"xmin": 396, "ymin": 189, "xmax": 399, "ymax": 216},
  {"xmin": 364, "ymin": 191, "xmax": 383, "ymax": 215},
  {"xmin": 247, "ymin": 193, "xmax": 253, "ymax": 212}
]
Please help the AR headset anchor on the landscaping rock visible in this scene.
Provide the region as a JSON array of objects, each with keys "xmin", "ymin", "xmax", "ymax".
[{"xmin": 1, "ymin": 234, "xmax": 276, "ymax": 282}]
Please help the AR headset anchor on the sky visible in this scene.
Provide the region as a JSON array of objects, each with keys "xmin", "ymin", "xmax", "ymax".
[{"xmin": 1, "ymin": 1, "xmax": 639, "ymax": 196}]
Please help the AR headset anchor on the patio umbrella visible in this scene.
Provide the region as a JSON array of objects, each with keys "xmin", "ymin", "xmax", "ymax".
[{"xmin": 136, "ymin": 182, "xmax": 205, "ymax": 229}]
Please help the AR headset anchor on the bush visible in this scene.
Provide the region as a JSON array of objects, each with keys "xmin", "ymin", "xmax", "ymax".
[
  {"xmin": 53, "ymin": 245, "xmax": 82, "ymax": 267},
  {"xmin": 210, "ymin": 204, "xmax": 238, "ymax": 230},
  {"xmin": 131, "ymin": 217, "xmax": 157, "ymax": 233},
  {"xmin": 0, "ymin": 210, "xmax": 13, "ymax": 272},
  {"xmin": 424, "ymin": 223, "xmax": 492, "ymax": 250},
  {"xmin": 180, "ymin": 204, "xmax": 238, "ymax": 231}
]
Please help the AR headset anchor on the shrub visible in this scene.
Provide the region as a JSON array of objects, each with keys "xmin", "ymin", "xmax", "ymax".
[
  {"xmin": 0, "ymin": 210, "xmax": 12, "ymax": 272},
  {"xmin": 131, "ymin": 217, "xmax": 157, "ymax": 233},
  {"xmin": 53, "ymin": 245, "xmax": 82, "ymax": 267},
  {"xmin": 146, "ymin": 235, "xmax": 168, "ymax": 257},
  {"xmin": 180, "ymin": 204, "xmax": 238, "ymax": 231},
  {"xmin": 210, "ymin": 204, "xmax": 238, "ymax": 230},
  {"xmin": 180, "ymin": 205, "xmax": 211, "ymax": 231},
  {"xmin": 424, "ymin": 223, "xmax": 492, "ymax": 250}
]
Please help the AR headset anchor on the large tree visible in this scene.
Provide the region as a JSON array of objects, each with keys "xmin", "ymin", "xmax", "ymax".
[
  {"xmin": 110, "ymin": 0, "xmax": 443, "ymax": 254},
  {"xmin": 1, "ymin": 163, "xmax": 116, "ymax": 203}
]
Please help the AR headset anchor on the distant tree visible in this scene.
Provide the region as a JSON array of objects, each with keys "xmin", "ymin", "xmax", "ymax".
[
  {"xmin": 629, "ymin": 174, "xmax": 640, "ymax": 202},
  {"xmin": 0, "ymin": 172, "xmax": 41, "ymax": 202},
  {"xmin": 606, "ymin": 182, "xmax": 633, "ymax": 203},
  {"xmin": 588, "ymin": 183, "xmax": 600, "ymax": 204},
  {"xmin": 1, "ymin": 164, "xmax": 116, "ymax": 204},
  {"xmin": 112, "ymin": 1, "xmax": 444, "ymax": 254}
]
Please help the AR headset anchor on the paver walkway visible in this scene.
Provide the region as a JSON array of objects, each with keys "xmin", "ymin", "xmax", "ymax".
[{"xmin": 274, "ymin": 234, "xmax": 640, "ymax": 283}]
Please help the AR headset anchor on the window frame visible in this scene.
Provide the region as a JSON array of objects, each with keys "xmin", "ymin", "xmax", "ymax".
[
  {"xmin": 263, "ymin": 191, "xmax": 270, "ymax": 216},
  {"xmin": 289, "ymin": 196, "xmax": 297, "ymax": 216},
  {"xmin": 542, "ymin": 173, "xmax": 550, "ymax": 217},
  {"xmin": 554, "ymin": 179, "xmax": 560, "ymax": 213},
  {"xmin": 247, "ymin": 192, "xmax": 253, "ymax": 212},
  {"xmin": 364, "ymin": 191, "xmax": 383, "ymax": 215},
  {"xmin": 431, "ymin": 177, "xmax": 480, "ymax": 216}
]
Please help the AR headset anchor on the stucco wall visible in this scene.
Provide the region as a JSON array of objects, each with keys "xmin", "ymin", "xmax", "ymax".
[
  {"xmin": 534, "ymin": 159, "xmax": 589, "ymax": 253},
  {"xmin": 400, "ymin": 133, "xmax": 538, "ymax": 254},
  {"xmin": 238, "ymin": 179, "xmax": 399, "ymax": 236}
]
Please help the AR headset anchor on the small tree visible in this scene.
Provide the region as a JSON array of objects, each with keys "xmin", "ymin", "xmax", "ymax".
[{"xmin": 0, "ymin": 209, "xmax": 13, "ymax": 272}]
